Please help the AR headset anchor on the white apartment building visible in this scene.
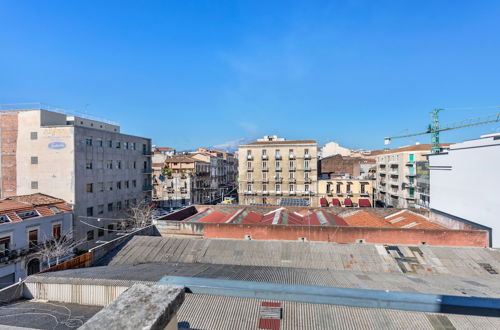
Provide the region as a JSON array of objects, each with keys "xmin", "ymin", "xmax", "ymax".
[
  {"xmin": 0, "ymin": 106, "xmax": 152, "ymax": 243},
  {"xmin": 238, "ymin": 136, "xmax": 318, "ymax": 206},
  {"xmin": 374, "ymin": 145, "xmax": 435, "ymax": 208},
  {"xmin": 0, "ymin": 194, "xmax": 73, "ymax": 288},
  {"xmin": 428, "ymin": 133, "xmax": 500, "ymax": 247}
]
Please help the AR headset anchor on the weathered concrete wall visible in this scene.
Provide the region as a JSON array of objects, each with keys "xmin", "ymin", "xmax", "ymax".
[
  {"xmin": 156, "ymin": 220, "xmax": 204, "ymax": 238},
  {"xmin": 0, "ymin": 281, "xmax": 24, "ymax": 304},
  {"xmin": 80, "ymin": 284, "xmax": 184, "ymax": 330},
  {"xmin": 202, "ymin": 223, "xmax": 488, "ymax": 247}
]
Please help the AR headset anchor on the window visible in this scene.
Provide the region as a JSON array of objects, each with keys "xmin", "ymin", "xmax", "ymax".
[
  {"xmin": 263, "ymin": 172, "xmax": 267, "ymax": 180},
  {"xmin": 0, "ymin": 215, "xmax": 11, "ymax": 224},
  {"xmin": 125, "ymin": 181, "xmax": 129, "ymax": 189},
  {"xmin": 98, "ymin": 227, "xmax": 105, "ymax": 237},
  {"xmin": 263, "ymin": 183, "xmax": 267, "ymax": 191},
  {"xmin": 247, "ymin": 150, "xmax": 251, "ymax": 156},
  {"xmin": 87, "ymin": 230, "xmax": 94, "ymax": 241},
  {"xmin": 96, "ymin": 139, "xmax": 103, "ymax": 147},
  {"xmin": 361, "ymin": 184, "xmax": 366, "ymax": 194},
  {"xmin": 86, "ymin": 183, "xmax": 93, "ymax": 193},
  {"xmin": 247, "ymin": 173, "xmax": 252, "ymax": 181},
  {"xmin": 305, "ymin": 172, "xmax": 309, "ymax": 179},
  {"xmin": 276, "ymin": 161, "xmax": 280, "ymax": 169},
  {"xmin": 107, "ymin": 224, "xmax": 114, "ymax": 233},
  {"xmin": 28, "ymin": 229, "xmax": 38, "ymax": 247},
  {"xmin": 247, "ymin": 184, "xmax": 252, "ymax": 192},
  {"xmin": 31, "ymin": 156, "xmax": 38, "ymax": 164},
  {"xmin": 86, "ymin": 160, "xmax": 93, "ymax": 169},
  {"xmin": 31, "ymin": 181, "xmax": 38, "ymax": 189},
  {"xmin": 304, "ymin": 160, "xmax": 309, "ymax": 169},
  {"xmin": 289, "ymin": 172, "xmax": 294, "ymax": 179},
  {"xmin": 52, "ymin": 224, "xmax": 61, "ymax": 240},
  {"xmin": 108, "ymin": 203, "xmax": 113, "ymax": 212},
  {"xmin": 346, "ymin": 183, "xmax": 351, "ymax": 193},
  {"xmin": 132, "ymin": 180, "xmax": 137, "ymax": 188},
  {"xmin": 132, "ymin": 143, "xmax": 136, "ymax": 150},
  {"xmin": 125, "ymin": 200, "xmax": 130, "ymax": 209},
  {"xmin": 85, "ymin": 138, "xmax": 93, "ymax": 146},
  {"xmin": 117, "ymin": 161, "xmax": 122, "ymax": 169},
  {"xmin": 276, "ymin": 184, "xmax": 281, "ymax": 192},
  {"xmin": 17, "ymin": 210, "xmax": 39, "ymax": 220},
  {"xmin": 289, "ymin": 184, "xmax": 294, "ymax": 192},
  {"xmin": 98, "ymin": 204, "xmax": 104, "ymax": 215},
  {"xmin": 117, "ymin": 181, "xmax": 122, "ymax": 190},
  {"xmin": 305, "ymin": 184, "xmax": 309, "ymax": 192},
  {"xmin": 86, "ymin": 207, "xmax": 94, "ymax": 217},
  {"xmin": 289, "ymin": 161, "xmax": 294, "ymax": 169},
  {"xmin": 117, "ymin": 201, "xmax": 122, "ymax": 210},
  {"xmin": 262, "ymin": 161, "xmax": 267, "ymax": 169},
  {"xmin": 108, "ymin": 181, "xmax": 113, "ymax": 191},
  {"xmin": 133, "ymin": 161, "xmax": 137, "ymax": 169},
  {"xmin": 247, "ymin": 161, "xmax": 252, "ymax": 169},
  {"xmin": 124, "ymin": 142, "xmax": 129, "ymax": 149},
  {"xmin": 30, "ymin": 132, "xmax": 38, "ymax": 140},
  {"xmin": 108, "ymin": 140, "xmax": 113, "ymax": 148},
  {"xmin": 98, "ymin": 182, "xmax": 104, "ymax": 192},
  {"xmin": 0, "ymin": 237, "xmax": 10, "ymax": 253},
  {"xmin": 336, "ymin": 183, "xmax": 341, "ymax": 194},
  {"xmin": 304, "ymin": 148, "xmax": 309, "ymax": 156},
  {"xmin": 116, "ymin": 141, "xmax": 121, "ymax": 149}
]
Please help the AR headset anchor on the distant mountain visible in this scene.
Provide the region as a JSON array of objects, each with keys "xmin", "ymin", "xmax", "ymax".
[{"xmin": 212, "ymin": 137, "xmax": 255, "ymax": 152}]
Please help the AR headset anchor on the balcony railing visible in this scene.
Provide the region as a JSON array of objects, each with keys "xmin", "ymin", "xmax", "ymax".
[
  {"xmin": 289, "ymin": 178, "xmax": 296, "ymax": 183},
  {"xmin": 305, "ymin": 178, "xmax": 312, "ymax": 184},
  {"xmin": 289, "ymin": 191, "xmax": 296, "ymax": 195},
  {"xmin": 275, "ymin": 154, "xmax": 282, "ymax": 160},
  {"xmin": 275, "ymin": 167, "xmax": 282, "ymax": 172},
  {"xmin": 247, "ymin": 155, "xmax": 253, "ymax": 160},
  {"xmin": 304, "ymin": 154, "xmax": 311, "ymax": 159},
  {"xmin": 289, "ymin": 167, "xmax": 296, "ymax": 171},
  {"xmin": 304, "ymin": 167, "xmax": 311, "ymax": 172},
  {"xmin": 262, "ymin": 155, "xmax": 268, "ymax": 160},
  {"xmin": 247, "ymin": 168, "xmax": 253, "ymax": 172},
  {"xmin": 262, "ymin": 167, "xmax": 269, "ymax": 172},
  {"xmin": 275, "ymin": 177, "xmax": 283, "ymax": 183},
  {"xmin": 289, "ymin": 154, "xmax": 295, "ymax": 160}
]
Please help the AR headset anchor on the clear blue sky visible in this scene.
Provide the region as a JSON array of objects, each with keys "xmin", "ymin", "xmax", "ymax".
[{"xmin": 1, "ymin": 1, "xmax": 500, "ymax": 150}]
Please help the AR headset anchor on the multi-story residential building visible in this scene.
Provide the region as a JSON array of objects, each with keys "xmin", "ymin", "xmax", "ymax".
[
  {"xmin": 428, "ymin": 133, "xmax": 500, "ymax": 247},
  {"xmin": 238, "ymin": 135, "xmax": 318, "ymax": 206},
  {"xmin": 319, "ymin": 154, "xmax": 375, "ymax": 179},
  {"xmin": 374, "ymin": 144, "xmax": 448, "ymax": 208},
  {"xmin": 0, "ymin": 193, "xmax": 72, "ymax": 288},
  {"xmin": 0, "ymin": 105, "xmax": 152, "ymax": 243},
  {"xmin": 317, "ymin": 179, "xmax": 374, "ymax": 207},
  {"xmin": 152, "ymin": 146, "xmax": 176, "ymax": 158},
  {"xmin": 153, "ymin": 155, "xmax": 212, "ymax": 207}
]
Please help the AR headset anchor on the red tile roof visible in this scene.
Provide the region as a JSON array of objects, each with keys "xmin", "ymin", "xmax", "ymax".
[
  {"xmin": 344, "ymin": 211, "xmax": 392, "ymax": 228},
  {"xmin": 0, "ymin": 194, "xmax": 71, "ymax": 224},
  {"xmin": 385, "ymin": 211, "xmax": 444, "ymax": 229}
]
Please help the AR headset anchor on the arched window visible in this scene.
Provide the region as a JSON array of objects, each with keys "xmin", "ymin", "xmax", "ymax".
[{"xmin": 27, "ymin": 258, "xmax": 40, "ymax": 275}]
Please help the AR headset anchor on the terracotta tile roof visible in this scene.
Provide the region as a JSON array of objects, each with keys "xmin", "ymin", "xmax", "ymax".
[
  {"xmin": 164, "ymin": 156, "xmax": 196, "ymax": 163},
  {"xmin": 385, "ymin": 211, "xmax": 444, "ymax": 229},
  {"xmin": 344, "ymin": 211, "xmax": 393, "ymax": 228},
  {"xmin": 240, "ymin": 211, "xmax": 262, "ymax": 224},
  {"xmin": 0, "ymin": 194, "xmax": 71, "ymax": 224}
]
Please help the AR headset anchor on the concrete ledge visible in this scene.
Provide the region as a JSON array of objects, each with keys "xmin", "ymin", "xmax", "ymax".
[{"xmin": 80, "ymin": 284, "xmax": 184, "ymax": 330}]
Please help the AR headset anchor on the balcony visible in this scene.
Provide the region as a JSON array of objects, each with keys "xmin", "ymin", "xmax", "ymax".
[
  {"xmin": 289, "ymin": 154, "xmax": 296, "ymax": 160},
  {"xmin": 406, "ymin": 161, "xmax": 415, "ymax": 166},
  {"xmin": 275, "ymin": 167, "xmax": 282, "ymax": 172},
  {"xmin": 289, "ymin": 178, "xmax": 296, "ymax": 183},
  {"xmin": 262, "ymin": 167, "xmax": 269, "ymax": 172},
  {"xmin": 390, "ymin": 191, "xmax": 399, "ymax": 197},
  {"xmin": 276, "ymin": 191, "xmax": 282, "ymax": 195},
  {"xmin": 305, "ymin": 178, "xmax": 312, "ymax": 184},
  {"xmin": 304, "ymin": 154, "xmax": 311, "ymax": 159},
  {"xmin": 247, "ymin": 167, "xmax": 253, "ymax": 172},
  {"xmin": 289, "ymin": 191, "xmax": 296, "ymax": 195},
  {"xmin": 346, "ymin": 191, "xmax": 353, "ymax": 196},
  {"xmin": 304, "ymin": 167, "xmax": 311, "ymax": 172},
  {"xmin": 262, "ymin": 154, "xmax": 268, "ymax": 160},
  {"xmin": 180, "ymin": 188, "xmax": 188, "ymax": 194},
  {"xmin": 380, "ymin": 180, "xmax": 386, "ymax": 185},
  {"xmin": 262, "ymin": 178, "xmax": 269, "ymax": 183},
  {"xmin": 167, "ymin": 188, "xmax": 174, "ymax": 193},
  {"xmin": 263, "ymin": 190, "xmax": 269, "ymax": 195},
  {"xmin": 390, "ymin": 181, "xmax": 399, "ymax": 187},
  {"xmin": 275, "ymin": 154, "xmax": 282, "ymax": 160},
  {"xmin": 275, "ymin": 177, "xmax": 283, "ymax": 183},
  {"xmin": 289, "ymin": 167, "xmax": 296, "ymax": 172},
  {"xmin": 247, "ymin": 155, "xmax": 253, "ymax": 160},
  {"xmin": 360, "ymin": 191, "xmax": 369, "ymax": 196}
]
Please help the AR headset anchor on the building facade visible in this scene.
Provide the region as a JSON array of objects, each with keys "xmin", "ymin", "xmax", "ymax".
[
  {"xmin": 0, "ymin": 194, "xmax": 73, "ymax": 288},
  {"xmin": 374, "ymin": 145, "xmax": 435, "ymax": 208},
  {"xmin": 317, "ymin": 179, "xmax": 374, "ymax": 207},
  {"xmin": 428, "ymin": 133, "xmax": 500, "ymax": 247},
  {"xmin": 238, "ymin": 136, "xmax": 318, "ymax": 206},
  {"xmin": 0, "ymin": 107, "xmax": 152, "ymax": 243}
]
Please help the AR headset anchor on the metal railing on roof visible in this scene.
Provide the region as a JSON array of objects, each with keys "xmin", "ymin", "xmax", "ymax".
[{"xmin": 0, "ymin": 102, "xmax": 119, "ymax": 126}]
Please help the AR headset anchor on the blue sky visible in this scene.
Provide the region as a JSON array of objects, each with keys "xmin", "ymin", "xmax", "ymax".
[{"xmin": 1, "ymin": 1, "xmax": 500, "ymax": 150}]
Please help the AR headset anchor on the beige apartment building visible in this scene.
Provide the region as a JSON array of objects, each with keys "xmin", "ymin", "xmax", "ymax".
[
  {"xmin": 153, "ymin": 155, "xmax": 212, "ymax": 207},
  {"xmin": 238, "ymin": 136, "xmax": 318, "ymax": 206},
  {"xmin": 317, "ymin": 179, "xmax": 374, "ymax": 207},
  {"xmin": 0, "ymin": 106, "xmax": 152, "ymax": 243},
  {"xmin": 374, "ymin": 144, "xmax": 436, "ymax": 208}
]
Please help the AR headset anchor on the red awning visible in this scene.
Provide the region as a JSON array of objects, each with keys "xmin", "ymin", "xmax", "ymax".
[
  {"xmin": 331, "ymin": 198, "xmax": 341, "ymax": 206},
  {"xmin": 320, "ymin": 198, "xmax": 329, "ymax": 207},
  {"xmin": 344, "ymin": 198, "xmax": 353, "ymax": 207},
  {"xmin": 358, "ymin": 198, "xmax": 372, "ymax": 207}
]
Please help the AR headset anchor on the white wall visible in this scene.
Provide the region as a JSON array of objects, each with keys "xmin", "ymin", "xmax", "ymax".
[{"xmin": 429, "ymin": 134, "xmax": 500, "ymax": 247}]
